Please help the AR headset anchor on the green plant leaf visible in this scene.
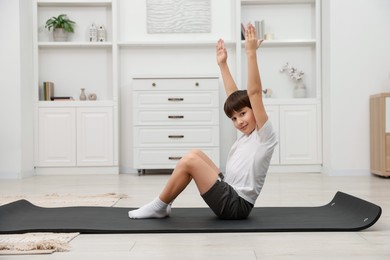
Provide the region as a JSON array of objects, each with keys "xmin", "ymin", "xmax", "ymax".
[{"xmin": 45, "ymin": 14, "xmax": 76, "ymax": 33}]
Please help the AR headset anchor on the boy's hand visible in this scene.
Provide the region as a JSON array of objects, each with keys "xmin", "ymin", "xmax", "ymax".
[
  {"xmin": 245, "ymin": 23, "xmax": 263, "ymax": 54},
  {"xmin": 216, "ymin": 39, "xmax": 228, "ymax": 66}
]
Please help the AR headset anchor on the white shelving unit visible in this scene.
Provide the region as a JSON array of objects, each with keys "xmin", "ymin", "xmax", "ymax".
[
  {"xmin": 38, "ymin": 42, "xmax": 113, "ymax": 47},
  {"xmin": 238, "ymin": 0, "xmax": 322, "ymax": 171},
  {"xmin": 32, "ymin": 0, "xmax": 118, "ymax": 175},
  {"xmin": 118, "ymin": 40, "xmax": 236, "ymax": 48},
  {"xmin": 31, "ymin": 0, "xmax": 322, "ymax": 175},
  {"xmin": 238, "ymin": 0, "xmax": 320, "ymax": 99}
]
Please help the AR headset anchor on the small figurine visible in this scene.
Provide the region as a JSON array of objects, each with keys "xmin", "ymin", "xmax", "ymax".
[
  {"xmin": 89, "ymin": 23, "xmax": 97, "ymax": 42},
  {"xmin": 88, "ymin": 93, "xmax": 97, "ymax": 100},
  {"xmin": 263, "ymin": 88, "xmax": 273, "ymax": 98},
  {"xmin": 97, "ymin": 25, "xmax": 106, "ymax": 42}
]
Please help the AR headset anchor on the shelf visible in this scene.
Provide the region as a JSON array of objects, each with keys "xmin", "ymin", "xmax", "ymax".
[
  {"xmin": 118, "ymin": 40, "xmax": 236, "ymax": 48},
  {"xmin": 37, "ymin": 0, "xmax": 112, "ymax": 7},
  {"xmin": 132, "ymin": 74, "xmax": 219, "ymax": 79},
  {"xmin": 263, "ymin": 98, "xmax": 320, "ymax": 105},
  {"xmin": 241, "ymin": 0, "xmax": 315, "ymax": 5},
  {"xmin": 36, "ymin": 100, "xmax": 114, "ymax": 107},
  {"xmin": 38, "ymin": 42, "xmax": 112, "ymax": 48},
  {"xmin": 241, "ymin": 39, "xmax": 315, "ymax": 47}
]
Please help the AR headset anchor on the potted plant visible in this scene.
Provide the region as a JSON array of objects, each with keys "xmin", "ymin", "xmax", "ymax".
[
  {"xmin": 280, "ymin": 62, "xmax": 307, "ymax": 98},
  {"xmin": 45, "ymin": 14, "xmax": 76, "ymax": 41}
]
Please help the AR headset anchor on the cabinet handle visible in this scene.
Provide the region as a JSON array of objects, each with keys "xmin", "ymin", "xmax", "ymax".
[
  {"xmin": 195, "ymin": 82, "xmax": 199, "ymax": 87},
  {"xmin": 168, "ymin": 156, "xmax": 182, "ymax": 160},
  {"xmin": 152, "ymin": 82, "xmax": 156, "ymax": 87},
  {"xmin": 168, "ymin": 115, "xmax": 184, "ymax": 119},
  {"xmin": 168, "ymin": 98, "xmax": 184, "ymax": 102},
  {"xmin": 168, "ymin": 135, "xmax": 184, "ymax": 139}
]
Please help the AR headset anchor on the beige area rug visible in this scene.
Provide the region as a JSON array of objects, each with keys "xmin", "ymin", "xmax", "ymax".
[
  {"xmin": 0, "ymin": 192, "xmax": 128, "ymax": 255},
  {"xmin": 0, "ymin": 192, "xmax": 128, "ymax": 207},
  {"xmin": 0, "ymin": 233, "xmax": 79, "ymax": 255}
]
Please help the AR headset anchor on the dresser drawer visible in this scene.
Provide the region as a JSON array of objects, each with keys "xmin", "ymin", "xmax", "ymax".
[
  {"xmin": 134, "ymin": 126, "xmax": 219, "ymax": 147},
  {"xmin": 133, "ymin": 91, "xmax": 218, "ymax": 108},
  {"xmin": 134, "ymin": 108, "xmax": 219, "ymax": 125},
  {"xmin": 133, "ymin": 148, "xmax": 220, "ymax": 169},
  {"xmin": 132, "ymin": 78, "xmax": 218, "ymax": 91},
  {"xmin": 132, "ymin": 76, "xmax": 220, "ymax": 170}
]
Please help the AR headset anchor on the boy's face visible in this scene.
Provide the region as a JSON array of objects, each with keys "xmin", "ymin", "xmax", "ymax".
[{"xmin": 230, "ymin": 107, "xmax": 256, "ymax": 135}]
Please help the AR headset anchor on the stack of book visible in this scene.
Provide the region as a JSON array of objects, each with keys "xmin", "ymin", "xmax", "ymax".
[
  {"xmin": 241, "ymin": 20, "xmax": 265, "ymax": 40},
  {"xmin": 255, "ymin": 20, "xmax": 264, "ymax": 39},
  {"xmin": 50, "ymin": 97, "xmax": 74, "ymax": 101}
]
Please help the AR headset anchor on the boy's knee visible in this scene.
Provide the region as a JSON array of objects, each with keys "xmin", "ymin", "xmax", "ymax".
[
  {"xmin": 179, "ymin": 151, "xmax": 200, "ymax": 170},
  {"xmin": 190, "ymin": 149, "xmax": 204, "ymax": 158}
]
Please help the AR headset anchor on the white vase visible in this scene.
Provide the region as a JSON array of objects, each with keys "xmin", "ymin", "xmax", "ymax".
[
  {"xmin": 80, "ymin": 88, "xmax": 87, "ymax": 101},
  {"xmin": 53, "ymin": 28, "xmax": 69, "ymax": 42},
  {"xmin": 294, "ymin": 81, "xmax": 307, "ymax": 98}
]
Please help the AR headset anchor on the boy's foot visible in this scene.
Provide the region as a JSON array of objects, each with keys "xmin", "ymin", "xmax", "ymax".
[{"xmin": 128, "ymin": 197, "xmax": 171, "ymax": 219}]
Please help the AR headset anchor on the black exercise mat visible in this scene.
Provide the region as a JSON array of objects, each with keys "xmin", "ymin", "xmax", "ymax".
[{"xmin": 0, "ymin": 191, "xmax": 381, "ymax": 234}]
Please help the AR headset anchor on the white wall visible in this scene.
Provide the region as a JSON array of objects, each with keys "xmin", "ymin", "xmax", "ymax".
[
  {"xmin": 0, "ymin": 0, "xmax": 34, "ymax": 179},
  {"xmin": 19, "ymin": 0, "xmax": 34, "ymax": 178},
  {"xmin": 322, "ymin": 0, "xmax": 390, "ymax": 176},
  {"xmin": 0, "ymin": 0, "xmax": 22, "ymax": 179}
]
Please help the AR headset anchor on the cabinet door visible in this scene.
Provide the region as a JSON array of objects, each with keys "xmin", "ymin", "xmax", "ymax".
[
  {"xmin": 37, "ymin": 108, "xmax": 76, "ymax": 166},
  {"xmin": 280, "ymin": 105, "xmax": 318, "ymax": 164},
  {"xmin": 77, "ymin": 107, "xmax": 113, "ymax": 166},
  {"xmin": 265, "ymin": 105, "xmax": 280, "ymax": 165}
]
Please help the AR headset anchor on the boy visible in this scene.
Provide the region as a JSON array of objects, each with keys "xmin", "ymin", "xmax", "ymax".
[{"xmin": 128, "ymin": 23, "xmax": 277, "ymax": 220}]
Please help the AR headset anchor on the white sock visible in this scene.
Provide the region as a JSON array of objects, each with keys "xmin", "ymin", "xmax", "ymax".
[{"xmin": 128, "ymin": 197, "xmax": 171, "ymax": 219}]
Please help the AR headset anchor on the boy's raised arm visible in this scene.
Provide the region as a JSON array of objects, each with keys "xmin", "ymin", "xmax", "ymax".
[
  {"xmin": 245, "ymin": 23, "xmax": 268, "ymax": 129},
  {"xmin": 216, "ymin": 39, "xmax": 238, "ymax": 97}
]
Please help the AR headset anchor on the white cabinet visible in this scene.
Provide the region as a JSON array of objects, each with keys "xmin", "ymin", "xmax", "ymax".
[
  {"xmin": 37, "ymin": 106, "xmax": 113, "ymax": 167},
  {"xmin": 265, "ymin": 103, "xmax": 321, "ymax": 166},
  {"xmin": 279, "ymin": 105, "xmax": 319, "ymax": 164},
  {"xmin": 32, "ymin": 0, "xmax": 118, "ymax": 174},
  {"xmin": 77, "ymin": 107, "xmax": 114, "ymax": 166},
  {"xmin": 132, "ymin": 77, "xmax": 220, "ymax": 173},
  {"xmin": 38, "ymin": 107, "xmax": 76, "ymax": 166}
]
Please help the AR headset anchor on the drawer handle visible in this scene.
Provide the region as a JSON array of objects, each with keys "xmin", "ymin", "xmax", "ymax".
[
  {"xmin": 168, "ymin": 135, "xmax": 184, "ymax": 139},
  {"xmin": 168, "ymin": 156, "xmax": 182, "ymax": 160},
  {"xmin": 168, "ymin": 98, "xmax": 184, "ymax": 102},
  {"xmin": 195, "ymin": 82, "xmax": 199, "ymax": 87},
  {"xmin": 168, "ymin": 115, "xmax": 184, "ymax": 119},
  {"xmin": 152, "ymin": 82, "xmax": 156, "ymax": 87}
]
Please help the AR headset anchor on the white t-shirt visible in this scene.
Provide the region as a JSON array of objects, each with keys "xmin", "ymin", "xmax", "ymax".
[{"xmin": 224, "ymin": 119, "xmax": 277, "ymax": 205}]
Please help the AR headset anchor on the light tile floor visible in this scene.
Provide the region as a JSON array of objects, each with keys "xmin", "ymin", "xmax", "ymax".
[{"xmin": 0, "ymin": 172, "xmax": 389, "ymax": 259}]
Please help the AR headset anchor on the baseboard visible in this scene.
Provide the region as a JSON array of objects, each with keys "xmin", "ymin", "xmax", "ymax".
[
  {"xmin": 268, "ymin": 165, "xmax": 322, "ymax": 173},
  {"xmin": 35, "ymin": 166, "xmax": 119, "ymax": 175}
]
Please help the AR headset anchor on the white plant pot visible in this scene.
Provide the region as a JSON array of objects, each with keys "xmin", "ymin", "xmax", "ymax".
[{"xmin": 53, "ymin": 28, "xmax": 69, "ymax": 42}]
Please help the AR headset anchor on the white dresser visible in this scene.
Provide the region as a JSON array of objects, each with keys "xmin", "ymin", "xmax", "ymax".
[{"xmin": 132, "ymin": 77, "xmax": 220, "ymax": 174}]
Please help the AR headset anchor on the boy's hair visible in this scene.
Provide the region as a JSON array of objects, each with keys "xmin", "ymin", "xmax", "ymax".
[{"xmin": 224, "ymin": 90, "xmax": 252, "ymax": 118}]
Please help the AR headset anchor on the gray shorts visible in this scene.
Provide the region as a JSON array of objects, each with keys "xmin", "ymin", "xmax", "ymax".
[{"xmin": 201, "ymin": 177, "xmax": 254, "ymax": 220}]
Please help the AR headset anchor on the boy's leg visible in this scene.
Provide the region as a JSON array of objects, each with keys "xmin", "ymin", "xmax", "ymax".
[
  {"xmin": 159, "ymin": 150, "xmax": 219, "ymax": 203},
  {"xmin": 128, "ymin": 150, "xmax": 219, "ymax": 219}
]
